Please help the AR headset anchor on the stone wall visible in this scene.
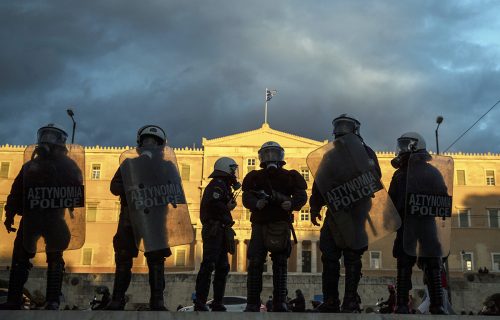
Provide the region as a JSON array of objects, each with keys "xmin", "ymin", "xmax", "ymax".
[{"xmin": 1, "ymin": 269, "xmax": 498, "ymax": 313}]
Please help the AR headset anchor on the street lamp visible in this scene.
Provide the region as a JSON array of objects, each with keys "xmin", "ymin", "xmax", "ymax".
[
  {"xmin": 67, "ymin": 108, "xmax": 76, "ymax": 144},
  {"xmin": 435, "ymin": 116, "xmax": 444, "ymax": 154}
]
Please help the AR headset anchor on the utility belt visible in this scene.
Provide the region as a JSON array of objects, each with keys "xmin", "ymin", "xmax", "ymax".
[{"xmin": 205, "ymin": 219, "xmax": 236, "ymax": 255}]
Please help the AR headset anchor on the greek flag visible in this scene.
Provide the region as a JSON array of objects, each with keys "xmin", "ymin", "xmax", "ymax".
[{"xmin": 266, "ymin": 89, "xmax": 277, "ymax": 101}]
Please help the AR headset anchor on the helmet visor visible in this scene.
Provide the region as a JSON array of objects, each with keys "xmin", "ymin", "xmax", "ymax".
[
  {"xmin": 259, "ymin": 147, "xmax": 284, "ymax": 164},
  {"xmin": 37, "ymin": 128, "xmax": 67, "ymax": 145},
  {"xmin": 229, "ymin": 164, "xmax": 239, "ymax": 179},
  {"xmin": 397, "ymin": 137, "xmax": 418, "ymax": 154},
  {"xmin": 333, "ymin": 119, "xmax": 356, "ymax": 135}
]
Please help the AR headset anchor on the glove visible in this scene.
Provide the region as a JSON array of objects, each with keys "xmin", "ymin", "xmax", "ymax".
[
  {"xmin": 311, "ymin": 211, "xmax": 322, "ymax": 226},
  {"xmin": 4, "ymin": 215, "xmax": 16, "ymax": 233},
  {"xmin": 281, "ymin": 201, "xmax": 292, "ymax": 211},
  {"xmin": 256, "ymin": 199, "xmax": 268, "ymax": 210},
  {"xmin": 227, "ymin": 199, "xmax": 237, "ymax": 211}
]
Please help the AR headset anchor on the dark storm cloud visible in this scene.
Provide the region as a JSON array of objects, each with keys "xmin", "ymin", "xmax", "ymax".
[{"xmin": 0, "ymin": 0, "xmax": 499, "ymax": 153}]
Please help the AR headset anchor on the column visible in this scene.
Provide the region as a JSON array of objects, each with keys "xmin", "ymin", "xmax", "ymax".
[
  {"xmin": 194, "ymin": 240, "xmax": 202, "ymax": 271},
  {"xmin": 296, "ymin": 241, "xmax": 303, "ymax": 273},
  {"xmin": 311, "ymin": 240, "xmax": 318, "ymax": 273},
  {"xmin": 237, "ymin": 240, "xmax": 245, "ymax": 272}
]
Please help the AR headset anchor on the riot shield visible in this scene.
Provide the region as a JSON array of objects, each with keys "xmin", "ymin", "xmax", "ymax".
[
  {"xmin": 404, "ymin": 153, "xmax": 453, "ymax": 258},
  {"xmin": 120, "ymin": 146, "xmax": 194, "ymax": 252},
  {"xmin": 22, "ymin": 144, "xmax": 85, "ymax": 253},
  {"xmin": 307, "ymin": 133, "xmax": 401, "ymax": 249}
]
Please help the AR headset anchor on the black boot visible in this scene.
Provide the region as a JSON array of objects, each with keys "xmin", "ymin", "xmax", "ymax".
[
  {"xmin": 210, "ymin": 265, "xmax": 229, "ymax": 312},
  {"xmin": 244, "ymin": 260, "xmax": 263, "ymax": 312},
  {"xmin": 45, "ymin": 260, "xmax": 65, "ymax": 310},
  {"xmin": 194, "ymin": 260, "xmax": 214, "ymax": 312},
  {"xmin": 0, "ymin": 262, "xmax": 30, "ymax": 310},
  {"xmin": 317, "ymin": 257, "xmax": 340, "ymax": 313},
  {"xmin": 426, "ymin": 266, "xmax": 447, "ymax": 315},
  {"xmin": 105, "ymin": 263, "xmax": 132, "ymax": 310},
  {"xmin": 148, "ymin": 262, "xmax": 167, "ymax": 311},
  {"xmin": 395, "ymin": 264, "xmax": 413, "ymax": 314},
  {"xmin": 272, "ymin": 258, "xmax": 289, "ymax": 312},
  {"xmin": 341, "ymin": 261, "xmax": 362, "ymax": 313}
]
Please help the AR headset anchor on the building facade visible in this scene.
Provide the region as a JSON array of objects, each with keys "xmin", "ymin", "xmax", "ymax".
[{"xmin": 1, "ymin": 123, "xmax": 499, "ymax": 278}]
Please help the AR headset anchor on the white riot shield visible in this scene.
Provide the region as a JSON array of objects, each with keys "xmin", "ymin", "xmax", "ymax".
[
  {"xmin": 404, "ymin": 153, "xmax": 453, "ymax": 258},
  {"xmin": 22, "ymin": 144, "xmax": 85, "ymax": 253},
  {"xmin": 307, "ymin": 134, "xmax": 401, "ymax": 249},
  {"xmin": 120, "ymin": 146, "xmax": 194, "ymax": 252}
]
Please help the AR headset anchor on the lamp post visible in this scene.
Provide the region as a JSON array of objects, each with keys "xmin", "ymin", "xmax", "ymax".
[
  {"xmin": 67, "ymin": 109, "xmax": 76, "ymax": 144},
  {"xmin": 435, "ymin": 116, "xmax": 443, "ymax": 154}
]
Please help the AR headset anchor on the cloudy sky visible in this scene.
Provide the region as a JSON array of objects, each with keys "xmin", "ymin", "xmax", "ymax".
[{"xmin": 1, "ymin": 0, "xmax": 499, "ymax": 153}]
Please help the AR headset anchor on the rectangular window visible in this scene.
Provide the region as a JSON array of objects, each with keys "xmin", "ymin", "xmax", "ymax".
[
  {"xmin": 82, "ymin": 248, "xmax": 93, "ymax": 265},
  {"xmin": 181, "ymin": 164, "xmax": 190, "ymax": 181},
  {"xmin": 91, "ymin": 164, "xmax": 101, "ymax": 180},
  {"xmin": 488, "ymin": 209, "xmax": 499, "ymax": 228},
  {"xmin": 486, "ymin": 170, "xmax": 496, "ymax": 186},
  {"xmin": 175, "ymin": 249, "xmax": 186, "ymax": 267},
  {"xmin": 0, "ymin": 202, "xmax": 4, "ymax": 222},
  {"xmin": 458, "ymin": 209, "xmax": 471, "ymax": 228},
  {"xmin": 456, "ymin": 170, "xmax": 466, "ymax": 186},
  {"xmin": 247, "ymin": 159, "xmax": 256, "ymax": 173},
  {"xmin": 300, "ymin": 208, "xmax": 310, "ymax": 221},
  {"xmin": 492, "ymin": 253, "xmax": 500, "ymax": 272},
  {"xmin": 462, "ymin": 252, "xmax": 474, "ymax": 271},
  {"xmin": 302, "ymin": 250, "xmax": 312, "ymax": 273},
  {"xmin": 0, "ymin": 162, "xmax": 10, "ymax": 179},
  {"xmin": 370, "ymin": 251, "xmax": 382, "ymax": 269},
  {"xmin": 300, "ymin": 168, "xmax": 310, "ymax": 182},
  {"xmin": 87, "ymin": 204, "xmax": 98, "ymax": 222}
]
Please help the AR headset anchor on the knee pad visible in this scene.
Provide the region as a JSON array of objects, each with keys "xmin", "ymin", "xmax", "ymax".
[
  {"xmin": 397, "ymin": 254, "xmax": 416, "ymax": 269},
  {"xmin": 46, "ymin": 251, "xmax": 64, "ymax": 265},
  {"xmin": 115, "ymin": 251, "xmax": 134, "ymax": 268},
  {"xmin": 343, "ymin": 249, "xmax": 362, "ymax": 266}
]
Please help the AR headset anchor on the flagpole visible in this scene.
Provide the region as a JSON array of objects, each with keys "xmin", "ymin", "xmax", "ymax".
[{"xmin": 265, "ymin": 88, "xmax": 268, "ymax": 124}]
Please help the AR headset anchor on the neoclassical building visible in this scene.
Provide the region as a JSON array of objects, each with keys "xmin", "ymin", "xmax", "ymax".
[{"xmin": 1, "ymin": 123, "xmax": 499, "ymax": 277}]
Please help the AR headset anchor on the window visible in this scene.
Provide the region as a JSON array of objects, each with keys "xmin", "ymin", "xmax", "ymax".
[
  {"xmin": 300, "ymin": 208, "xmax": 310, "ymax": 221},
  {"xmin": 244, "ymin": 209, "xmax": 251, "ymax": 221},
  {"xmin": 91, "ymin": 164, "xmax": 101, "ymax": 180},
  {"xmin": 492, "ymin": 253, "xmax": 500, "ymax": 272},
  {"xmin": 0, "ymin": 162, "xmax": 10, "ymax": 179},
  {"xmin": 369, "ymin": 251, "xmax": 382, "ymax": 269},
  {"xmin": 300, "ymin": 168, "xmax": 310, "ymax": 182},
  {"xmin": 486, "ymin": 170, "xmax": 496, "ymax": 186},
  {"xmin": 247, "ymin": 159, "xmax": 256, "ymax": 172},
  {"xmin": 181, "ymin": 164, "xmax": 190, "ymax": 181},
  {"xmin": 302, "ymin": 250, "xmax": 312, "ymax": 273},
  {"xmin": 175, "ymin": 249, "xmax": 186, "ymax": 267},
  {"xmin": 462, "ymin": 252, "xmax": 474, "ymax": 271},
  {"xmin": 456, "ymin": 170, "xmax": 466, "ymax": 186},
  {"xmin": 488, "ymin": 209, "xmax": 499, "ymax": 228},
  {"xmin": 458, "ymin": 209, "xmax": 471, "ymax": 228},
  {"xmin": 82, "ymin": 248, "xmax": 93, "ymax": 265},
  {"xmin": 87, "ymin": 204, "xmax": 98, "ymax": 222},
  {"xmin": 0, "ymin": 202, "xmax": 4, "ymax": 221}
]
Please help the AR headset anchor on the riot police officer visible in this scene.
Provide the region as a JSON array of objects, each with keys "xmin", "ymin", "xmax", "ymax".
[
  {"xmin": 242, "ymin": 141, "xmax": 307, "ymax": 312},
  {"xmin": 309, "ymin": 114, "xmax": 382, "ymax": 313},
  {"xmin": 194, "ymin": 157, "xmax": 240, "ymax": 311},
  {"xmin": 106, "ymin": 125, "xmax": 174, "ymax": 311},
  {"xmin": 389, "ymin": 132, "xmax": 451, "ymax": 314},
  {"xmin": 1, "ymin": 124, "xmax": 84, "ymax": 310}
]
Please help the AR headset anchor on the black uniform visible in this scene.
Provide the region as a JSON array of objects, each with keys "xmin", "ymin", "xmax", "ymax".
[
  {"xmin": 194, "ymin": 173, "xmax": 235, "ymax": 310},
  {"xmin": 1, "ymin": 151, "xmax": 82, "ymax": 310},
  {"xmin": 106, "ymin": 167, "xmax": 171, "ymax": 310},
  {"xmin": 389, "ymin": 151, "xmax": 446, "ymax": 314},
  {"xmin": 310, "ymin": 144, "xmax": 381, "ymax": 312},
  {"xmin": 242, "ymin": 167, "xmax": 307, "ymax": 311}
]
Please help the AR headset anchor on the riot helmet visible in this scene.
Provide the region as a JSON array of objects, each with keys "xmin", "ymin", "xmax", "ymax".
[
  {"xmin": 396, "ymin": 132, "xmax": 426, "ymax": 155},
  {"xmin": 332, "ymin": 114, "xmax": 360, "ymax": 137},
  {"xmin": 137, "ymin": 125, "xmax": 166, "ymax": 147},
  {"xmin": 37, "ymin": 123, "xmax": 68, "ymax": 146},
  {"xmin": 258, "ymin": 141, "xmax": 285, "ymax": 168},
  {"xmin": 210, "ymin": 157, "xmax": 239, "ymax": 179}
]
